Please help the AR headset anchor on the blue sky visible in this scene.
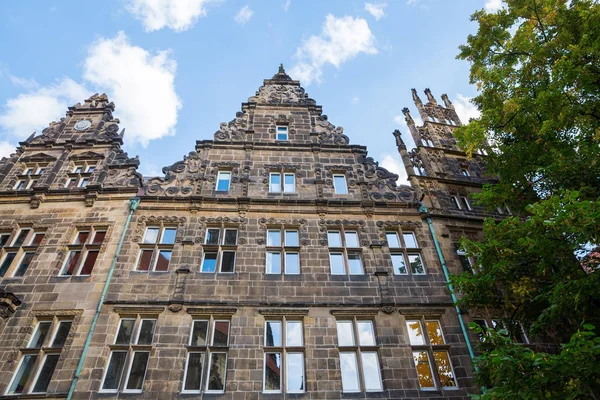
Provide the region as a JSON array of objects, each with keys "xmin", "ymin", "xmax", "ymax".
[{"xmin": 0, "ymin": 0, "xmax": 499, "ymax": 183}]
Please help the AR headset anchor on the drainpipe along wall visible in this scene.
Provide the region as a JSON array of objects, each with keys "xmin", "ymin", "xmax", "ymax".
[{"xmin": 66, "ymin": 197, "xmax": 140, "ymax": 399}]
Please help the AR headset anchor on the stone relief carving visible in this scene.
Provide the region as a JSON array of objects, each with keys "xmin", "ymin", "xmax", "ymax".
[
  {"xmin": 356, "ymin": 155, "xmax": 417, "ymax": 203},
  {"xmin": 214, "ymin": 111, "xmax": 249, "ymax": 142},
  {"xmin": 132, "ymin": 216, "xmax": 187, "ymax": 243},
  {"xmin": 257, "ymin": 218, "xmax": 309, "ymax": 246},
  {"xmin": 318, "ymin": 219, "xmax": 368, "ymax": 247},
  {"xmin": 248, "ymin": 84, "xmax": 316, "ymax": 106},
  {"xmin": 198, "ymin": 216, "xmax": 248, "ymax": 245},
  {"xmin": 313, "ymin": 115, "xmax": 349, "ymax": 145}
]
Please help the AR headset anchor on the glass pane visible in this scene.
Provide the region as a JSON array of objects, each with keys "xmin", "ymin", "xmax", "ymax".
[
  {"xmin": 433, "ymin": 351, "xmax": 457, "ymax": 387},
  {"xmin": 74, "ymin": 231, "xmax": 89, "ymax": 245},
  {"xmin": 334, "ymin": 175, "xmax": 348, "ymax": 194},
  {"xmin": 357, "ymin": 321, "xmax": 376, "ymax": 346},
  {"xmin": 32, "ymin": 354, "xmax": 60, "ymax": 393},
  {"xmin": 160, "ymin": 228, "xmax": 176, "ymax": 244},
  {"xmin": 101, "ymin": 354, "xmax": 123, "ymax": 390},
  {"xmin": 267, "ymin": 230, "xmax": 281, "ymax": 246},
  {"xmin": 345, "ymin": 232, "xmax": 359, "ymax": 248},
  {"xmin": 391, "ymin": 254, "xmax": 407, "ymax": 275},
  {"xmin": 154, "ymin": 250, "xmax": 171, "ymax": 272},
  {"xmin": 426, "ymin": 321, "xmax": 445, "ymax": 345},
  {"xmin": 80, "ymin": 178, "xmax": 89, "ymax": 187},
  {"xmin": 285, "ymin": 252, "xmax": 300, "ymax": 274},
  {"xmin": 284, "ymin": 174, "xmax": 295, "ymax": 192},
  {"xmin": 286, "ymin": 353, "xmax": 304, "ymax": 392},
  {"xmin": 0, "ymin": 252, "xmax": 16, "ymax": 277},
  {"xmin": 284, "ymin": 230, "xmax": 299, "ymax": 246},
  {"xmin": 212, "ymin": 321, "xmax": 229, "ymax": 346},
  {"xmin": 86, "ymin": 166, "xmax": 95, "ymax": 173},
  {"xmin": 207, "ymin": 353, "xmax": 227, "ymax": 391},
  {"xmin": 15, "ymin": 252, "xmax": 34, "ymax": 276},
  {"xmin": 329, "ymin": 253, "xmax": 345, "ymax": 275},
  {"xmin": 143, "ymin": 228, "xmax": 159, "ymax": 244},
  {"xmin": 201, "ymin": 252, "xmax": 217, "ymax": 273},
  {"xmin": 80, "ymin": 250, "xmax": 99, "ymax": 275},
  {"xmin": 0, "ymin": 234, "xmax": 10, "ymax": 247},
  {"xmin": 115, "ymin": 319, "xmax": 135, "ymax": 344},
  {"xmin": 30, "ymin": 321, "xmax": 52, "ymax": 347},
  {"xmin": 74, "ymin": 166, "xmax": 83, "ymax": 173},
  {"xmin": 286, "ymin": 321, "xmax": 303, "ymax": 346},
  {"xmin": 220, "ymin": 251, "xmax": 235, "ymax": 273},
  {"xmin": 51, "ymin": 321, "xmax": 72, "ymax": 347},
  {"xmin": 337, "ymin": 321, "xmax": 355, "ymax": 346},
  {"xmin": 30, "ymin": 233, "xmax": 45, "ymax": 246},
  {"xmin": 406, "ymin": 320, "xmax": 425, "ymax": 345},
  {"xmin": 125, "ymin": 351, "xmax": 149, "ymax": 390},
  {"xmin": 217, "ymin": 172, "xmax": 231, "ymax": 191},
  {"xmin": 340, "ymin": 352, "xmax": 360, "ymax": 392},
  {"xmin": 136, "ymin": 320, "xmax": 156, "ymax": 345},
  {"xmin": 270, "ymin": 173, "xmax": 281, "ymax": 192},
  {"xmin": 190, "ymin": 320, "xmax": 209, "ymax": 346},
  {"xmin": 264, "ymin": 353, "xmax": 281, "ymax": 391},
  {"xmin": 413, "ymin": 351, "xmax": 435, "ymax": 389},
  {"xmin": 265, "ymin": 321, "xmax": 282, "ymax": 347},
  {"xmin": 8, "ymin": 355, "xmax": 37, "ymax": 394},
  {"xmin": 408, "ymin": 254, "xmax": 426, "ymax": 274},
  {"xmin": 327, "ymin": 231, "xmax": 342, "ymax": 247},
  {"xmin": 386, "ymin": 232, "xmax": 400, "ymax": 248},
  {"xmin": 362, "ymin": 352, "xmax": 383, "ymax": 391},
  {"xmin": 403, "ymin": 232, "xmax": 418, "ymax": 248},
  {"xmin": 223, "ymin": 230, "xmax": 237, "ymax": 245},
  {"xmin": 61, "ymin": 251, "xmax": 80, "ymax": 276},
  {"xmin": 205, "ymin": 229, "xmax": 220, "ymax": 245},
  {"xmin": 347, "ymin": 253, "xmax": 363, "ymax": 275},
  {"xmin": 184, "ymin": 352, "xmax": 204, "ymax": 391},
  {"xmin": 137, "ymin": 250, "xmax": 153, "ymax": 271},
  {"xmin": 13, "ymin": 229, "xmax": 30, "ymax": 247},
  {"xmin": 266, "ymin": 252, "xmax": 281, "ymax": 274}
]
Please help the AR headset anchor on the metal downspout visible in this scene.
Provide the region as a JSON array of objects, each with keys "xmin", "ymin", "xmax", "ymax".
[
  {"xmin": 419, "ymin": 204, "xmax": 476, "ymax": 362},
  {"xmin": 67, "ymin": 197, "xmax": 140, "ymax": 399}
]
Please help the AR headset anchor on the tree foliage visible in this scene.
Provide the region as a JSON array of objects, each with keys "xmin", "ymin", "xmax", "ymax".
[{"xmin": 452, "ymin": 0, "xmax": 600, "ymax": 397}]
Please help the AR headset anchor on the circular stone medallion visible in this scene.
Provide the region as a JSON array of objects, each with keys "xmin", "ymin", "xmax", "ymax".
[{"xmin": 74, "ymin": 120, "xmax": 92, "ymax": 131}]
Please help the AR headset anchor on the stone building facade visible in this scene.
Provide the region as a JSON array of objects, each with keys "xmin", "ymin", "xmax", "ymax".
[{"xmin": 0, "ymin": 66, "xmax": 502, "ymax": 399}]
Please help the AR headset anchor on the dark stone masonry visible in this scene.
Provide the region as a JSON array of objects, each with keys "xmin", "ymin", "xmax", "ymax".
[{"xmin": 0, "ymin": 66, "xmax": 502, "ymax": 399}]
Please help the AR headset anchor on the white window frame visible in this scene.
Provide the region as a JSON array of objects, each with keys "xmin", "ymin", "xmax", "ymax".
[
  {"xmin": 121, "ymin": 350, "xmax": 150, "ymax": 393},
  {"xmin": 216, "ymin": 171, "xmax": 231, "ymax": 192},
  {"xmin": 333, "ymin": 174, "xmax": 348, "ymax": 195},
  {"xmin": 262, "ymin": 319, "xmax": 305, "ymax": 394},
  {"xmin": 275, "ymin": 125, "xmax": 289, "ymax": 141}
]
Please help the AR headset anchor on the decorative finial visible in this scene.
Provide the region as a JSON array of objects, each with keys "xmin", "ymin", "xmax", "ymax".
[{"xmin": 279, "ymin": 63, "xmax": 285, "ymax": 74}]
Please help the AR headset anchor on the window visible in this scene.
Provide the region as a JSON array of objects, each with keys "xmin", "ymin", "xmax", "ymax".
[
  {"xmin": 386, "ymin": 231, "xmax": 426, "ymax": 275},
  {"xmin": 336, "ymin": 319, "xmax": 382, "ymax": 393},
  {"xmin": 201, "ymin": 227, "xmax": 237, "ymax": 273},
  {"xmin": 65, "ymin": 161, "xmax": 96, "ymax": 188},
  {"xmin": 475, "ymin": 148, "xmax": 488, "ymax": 156},
  {"xmin": 182, "ymin": 318, "xmax": 230, "ymax": 393},
  {"xmin": 263, "ymin": 319, "xmax": 304, "ymax": 393},
  {"xmin": 216, "ymin": 171, "xmax": 231, "ymax": 192},
  {"xmin": 269, "ymin": 172, "xmax": 295, "ymax": 193},
  {"xmin": 413, "ymin": 165, "xmax": 427, "ymax": 176},
  {"xmin": 276, "ymin": 125, "xmax": 288, "ymax": 141},
  {"xmin": 406, "ymin": 319, "xmax": 457, "ymax": 390},
  {"xmin": 422, "ymin": 138, "xmax": 434, "ymax": 147},
  {"xmin": 135, "ymin": 226, "xmax": 176, "ymax": 272},
  {"xmin": 101, "ymin": 317, "xmax": 157, "ymax": 393},
  {"xmin": 14, "ymin": 164, "xmax": 47, "ymax": 191},
  {"xmin": 266, "ymin": 228, "xmax": 300, "ymax": 275},
  {"xmin": 461, "ymin": 197, "xmax": 472, "ymax": 210},
  {"xmin": 460, "ymin": 168, "xmax": 470, "ymax": 177},
  {"xmin": 456, "ymin": 247, "xmax": 476, "ymax": 274},
  {"xmin": 473, "ymin": 318, "xmax": 530, "ymax": 344},
  {"xmin": 5, "ymin": 318, "xmax": 72, "ymax": 395},
  {"xmin": 60, "ymin": 227, "xmax": 106, "ymax": 276},
  {"xmin": 333, "ymin": 174, "xmax": 348, "ymax": 195},
  {"xmin": 0, "ymin": 227, "xmax": 45, "ymax": 277},
  {"xmin": 328, "ymin": 229, "xmax": 363, "ymax": 275}
]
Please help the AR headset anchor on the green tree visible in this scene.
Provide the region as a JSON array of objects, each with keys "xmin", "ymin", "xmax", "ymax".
[{"xmin": 452, "ymin": 0, "xmax": 600, "ymax": 397}]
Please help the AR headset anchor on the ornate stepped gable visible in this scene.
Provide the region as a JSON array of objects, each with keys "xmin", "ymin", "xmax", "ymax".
[{"xmin": 142, "ymin": 66, "xmax": 416, "ymax": 203}]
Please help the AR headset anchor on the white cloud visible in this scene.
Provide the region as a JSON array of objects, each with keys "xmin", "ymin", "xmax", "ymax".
[
  {"xmin": 83, "ymin": 32, "xmax": 181, "ymax": 147},
  {"xmin": 365, "ymin": 2, "xmax": 387, "ymax": 20},
  {"xmin": 352, "ymin": 96, "xmax": 360, "ymax": 104},
  {"xmin": 381, "ymin": 153, "xmax": 409, "ymax": 185},
  {"xmin": 0, "ymin": 141, "xmax": 16, "ymax": 159},
  {"xmin": 406, "ymin": 0, "xmax": 419, "ymax": 5},
  {"xmin": 484, "ymin": 0, "xmax": 503, "ymax": 12},
  {"xmin": 454, "ymin": 94, "xmax": 481, "ymax": 124},
  {"xmin": 234, "ymin": 5, "xmax": 254, "ymax": 25},
  {"xmin": 7, "ymin": 73, "xmax": 40, "ymax": 90},
  {"xmin": 283, "ymin": 0, "xmax": 291, "ymax": 12},
  {"xmin": 0, "ymin": 77, "xmax": 88, "ymax": 140},
  {"xmin": 126, "ymin": 0, "xmax": 216, "ymax": 32},
  {"xmin": 290, "ymin": 14, "xmax": 377, "ymax": 85}
]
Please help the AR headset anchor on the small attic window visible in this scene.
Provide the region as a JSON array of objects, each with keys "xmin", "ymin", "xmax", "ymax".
[{"xmin": 276, "ymin": 126, "xmax": 288, "ymax": 141}]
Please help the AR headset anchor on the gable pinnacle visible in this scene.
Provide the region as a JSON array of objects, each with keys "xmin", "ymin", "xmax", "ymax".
[{"xmin": 279, "ymin": 63, "xmax": 285, "ymax": 74}]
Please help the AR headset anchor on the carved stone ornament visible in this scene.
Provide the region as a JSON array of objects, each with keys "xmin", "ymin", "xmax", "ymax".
[
  {"xmin": 257, "ymin": 218, "xmax": 309, "ymax": 245},
  {"xmin": 103, "ymin": 166, "xmax": 141, "ymax": 188},
  {"xmin": 214, "ymin": 111, "xmax": 249, "ymax": 142},
  {"xmin": 314, "ymin": 115, "xmax": 349, "ymax": 145},
  {"xmin": 0, "ymin": 290, "xmax": 21, "ymax": 319},
  {"xmin": 357, "ymin": 154, "xmax": 418, "ymax": 203},
  {"xmin": 248, "ymin": 83, "xmax": 316, "ymax": 106}
]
